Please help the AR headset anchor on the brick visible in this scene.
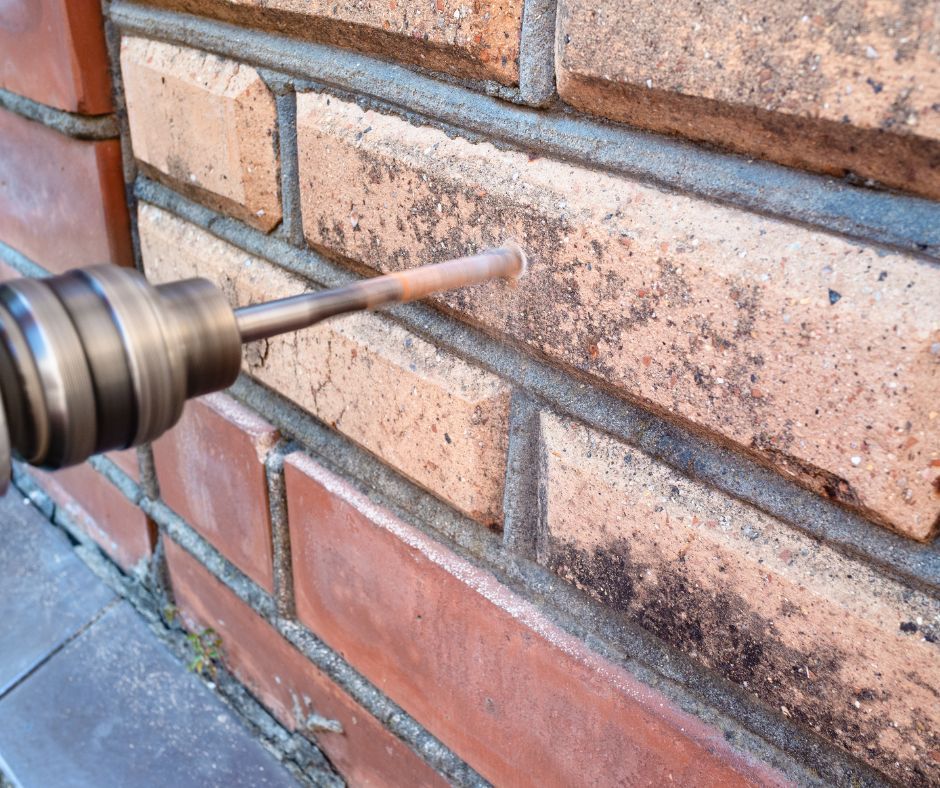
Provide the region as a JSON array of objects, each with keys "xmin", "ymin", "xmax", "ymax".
[
  {"xmin": 283, "ymin": 452, "xmax": 786, "ymax": 786},
  {"xmin": 153, "ymin": 394, "xmax": 279, "ymax": 591},
  {"xmin": 556, "ymin": 0, "xmax": 940, "ymax": 200},
  {"xmin": 163, "ymin": 538, "xmax": 446, "ymax": 788},
  {"xmin": 121, "ymin": 37, "xmax": 281, "ymax": 232},
  {"xmin": 296, "ymin": 92, "xmax": 940, "ymax": 541},
  {"xmin": 0, "ymin": 0, "xmax": 112, "ymax": 113},
  {"xmin": 142, "ymin": 0, "xmax": 523, "ymax": 86},
  {"xmin": 540, "ymin": 411, "xmax": 940, "ymax": 785},
  {"xmin": 35, "ymin": 463, "xmax": 154, "ymax": 572},
  {"xmin": 108, "ymin": 448, "xmax": 140, "ymax": 483},
  {"xmin": 138, "ymin": 203, "xmax": 510, "ymax": 525},
  {"xmin": 0, "ymin": 109, "xmax": 131, "ymax": 272}
]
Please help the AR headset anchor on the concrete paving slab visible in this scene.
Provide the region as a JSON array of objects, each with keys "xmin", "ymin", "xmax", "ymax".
[
  {"xmin": 0, "ymin": 491, "xmax": 115, "ymax": 696},
  {"xmin": 0, "ymin": 602, "xmax": 298, "ymax": 787}
]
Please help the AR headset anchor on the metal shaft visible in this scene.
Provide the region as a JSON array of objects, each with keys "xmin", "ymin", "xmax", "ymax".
[
  {"xmin": 0, "ymin": 244, "xmax": 526, "ymax": 491},
  {"xmin": 235, "ymin": 243, "xmax": 525, "ymax": 343}
]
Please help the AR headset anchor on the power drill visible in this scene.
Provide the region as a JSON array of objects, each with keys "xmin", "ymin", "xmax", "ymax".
[{"xmin": 0, "ymin": 245, "xmax": 525, "ymax": 492}]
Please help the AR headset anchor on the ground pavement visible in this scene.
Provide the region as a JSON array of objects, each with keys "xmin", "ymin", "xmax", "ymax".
[{"xmin": 0, "ymin": 488, "xmax": 299, "ymax": 787}]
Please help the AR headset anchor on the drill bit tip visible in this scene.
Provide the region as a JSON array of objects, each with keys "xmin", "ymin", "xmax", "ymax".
[{"xmin": 235, "ymin": 243, "xmax": 527, "ymax": 344}]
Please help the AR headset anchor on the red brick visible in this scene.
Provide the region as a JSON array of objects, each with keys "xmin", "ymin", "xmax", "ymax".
[
  {"xmin": 541, "ymin": 411, "xmax": 940, "ymax": 785},
  {"xmin": 108, "ymin": 448, "xmax": 140, "ymax": 482},
  {"xmin": 36, "ymin": 463, "xmax": 154, "ymax": 571},
  {"xmin": 556, "ymin": 0, "xmax": 940, "ymax": 199},
  {"xmin": 121, "ymin": 38, "xmax": 281, "ymax": 232},
  {"xmin": 139, "ymin": 204, "xmax": 511, "ymax": 526},
  {"xmin": 141, "ymin": 0, "xmax": 523, "ymax": 86},
  {"xmin": 296, "ymin": 92, "xmax": 940, "ymax": 541},
  {"xmin": 153, "ymin": 394, "xmax": 278, "ymax": 591},
  {"xmin": 164, "ymin": 538, "xmax": 446, "ymax": 788},
  {"xmin": 0, "ymin": 109, "xmax": 131, "ymax": 272},
  {"xmin": 0, "ymin": 0, "xmax": 112, "ymax": 113},
  {"xmin": 284, "ymin": 452, "xmax": 785, "ymax": 787}
]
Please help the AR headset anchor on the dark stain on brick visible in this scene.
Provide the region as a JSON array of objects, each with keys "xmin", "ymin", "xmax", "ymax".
[
  {"xmin": 546, "ymin": 536, "xmax": 938, "ymax": 786},
  {"xmin": 728, "ymin": 278, "xmax": 762, "ymax": 338},
  {"xmin": 751, "ymin": 437, "xmax": 863, "ymax": 510}
]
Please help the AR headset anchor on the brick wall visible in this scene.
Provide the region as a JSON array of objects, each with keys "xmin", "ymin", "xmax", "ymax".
[
  {"xmin": 0, "ymin": 1, "xmax": 149, "ymax": 570},
  {"xmin": 3, "ymin": 0, "xmax": 939, "ymax": 786}
]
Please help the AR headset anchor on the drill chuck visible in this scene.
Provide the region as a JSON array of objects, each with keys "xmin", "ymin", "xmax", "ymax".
[
  {"xmin": 0, "ymin": 266, "xmax": 243, "ymax": 479},
  {"xmin": 0, "ymin": 244, "xmax": 525, "ymax": 492}
]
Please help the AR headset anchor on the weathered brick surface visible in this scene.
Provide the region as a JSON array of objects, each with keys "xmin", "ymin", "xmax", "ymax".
[
  {"xmin": 121, "ymin": 37, "xmax": 281, "ymax": 232},
  {"xmin": 35, "ymin": 463, "xmax": 154, "ymax": 572},
  {"xmin": 0, "ymin": 0, "xmax": 112, "ymax": 113},
  {"xmin": 153, "ymin": 394, "xmax": 279, "ymax": 591},
  {"xmin": 556, "ymin": 0, "xmax": 940, "ymax": 200},
  {"xmin": 108, "ymin": 449, "xmax": 140, "ymax": 482},
  {"xmin": 540, "ymin": 411, "xmax": 940, "ymax": 785},
  {"xmin": 138, "ymin": 203, "xmax": 510, "ymax": 525},
  {"xmin": 296, "ymin": 92, "xmax": 940, "ymax": 541},
  {"xmin": 141, "ymin": 0, "xmax": 523, "ymax": 86},
  {"xmin": 0, "ymin": 108, "xmax": 131, "ymax": 272},
  {"xmin": 163, "ymin": 538, "xmax": 446, "ymax": 787},
  {"xmin": 283, "ymin": 451, "xmax": 786, "ymax": 787}
]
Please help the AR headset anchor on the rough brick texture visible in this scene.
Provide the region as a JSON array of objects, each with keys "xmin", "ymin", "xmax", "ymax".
[
  {"xmin": 34, "ymin": 462, "xmax": 153, "ymax": 572},
  {"xmin": 108, "ymin": 449, "xmax": 141, "ymax": 483},
  {"xmin": 0, "ymin": 0, "xmax": 113, "ymax": 113},
  {"xmin": 296, "ymin": 92, "xmax": 940, "ymax": 541},
  {"xmin": 153, "ymin": 394, "xmax": 279, "ymax": 591},
  {"xmin": 8, "ymin": 3, "xmax": 933, "ymax": 783},
  {"xmin": 0, "ymin": 108, "xmax": 131, "ymax": 272},
  {"xmin": 283, "ymin": 451, "xmax": 786, "ymax": 787},
  {"xmin": 556, "ymin": 0, "xmax": 940, "ymax": 200},
  {"xmin": 163, "ymin": 538, "xmax": 446, "ymax": 787},
  {"xmin": 141, "ymin": 0, "xmax": 523, "ymax": 86},
  {"xmin": 138, "ymin": 203, "xmax": 511, "ymax": 526},
  {"xmin": 121, "ymin": 37, "xmax": 281, "ymax": 232},
  {"xmin": 540, "ymin": 412, "xmax": 940, "ymax": 785}
]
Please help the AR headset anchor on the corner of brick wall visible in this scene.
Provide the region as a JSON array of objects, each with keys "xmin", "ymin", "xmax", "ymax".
[
  {"xmin": 2, "ymin": 0, "xmax": 938, "ymax": 786},
  {"xmin": 0, "ymin": 0, "xmax": 132, "ymax": 273}
]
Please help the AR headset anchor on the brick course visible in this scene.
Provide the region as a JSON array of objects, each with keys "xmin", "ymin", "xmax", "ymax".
[
  {"xmin": 556, "ymin": 0, "xmax": 940, "ymax": 200},
  {"xmin": 163, "ymin": 538, "xmax": 447, "ymax": 787},
  {"xmin": 34, "ymin": 462, "xmax": 154, "ymax": 572},
  {"xmin": 140, "ymin": 0, "xmax": 524, "ymax": 86},
  {"xmin": 153, "ymin": 394, "xmax": 279, "ymax": 591},
  {"xmin": 540, "ymin": 411, "xmax": 940, "ymax": 785},
  {"xmin": 283, "ymin": 451, "xmax": 786, "ymax": 787},
  {"xmin": 138, "ymin": 203, "xmax": 511, "ymax": 526},
  {"xmin": 121, "ymin": 37, "xmax": 281, "ymax": 232},
  {"xmin": 0, "ymin": 109, "xmax": 131, "ymax": 272},
  {"xmin": 295, "ymin": 92, "xmax": 940, "ymax": 541}
]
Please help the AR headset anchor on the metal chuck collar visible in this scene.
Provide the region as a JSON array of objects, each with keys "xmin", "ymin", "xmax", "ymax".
[{"xmin": 0, "ymin": 266, "xmax": 243, "ymax": 493}]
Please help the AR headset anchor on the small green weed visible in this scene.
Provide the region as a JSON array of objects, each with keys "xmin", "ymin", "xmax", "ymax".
[{"xmin": 187, "ymin": 628, "xmax": 223, "ymax": 679}]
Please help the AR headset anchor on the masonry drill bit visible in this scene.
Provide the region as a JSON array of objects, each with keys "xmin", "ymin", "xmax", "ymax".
[
  {"xmin": 0, "ymin": 243, "xmax": 526, "ymax": 491},
  {"xmin": 235, "ymin": 244, "xmax": 525, "ymax": 342}
]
